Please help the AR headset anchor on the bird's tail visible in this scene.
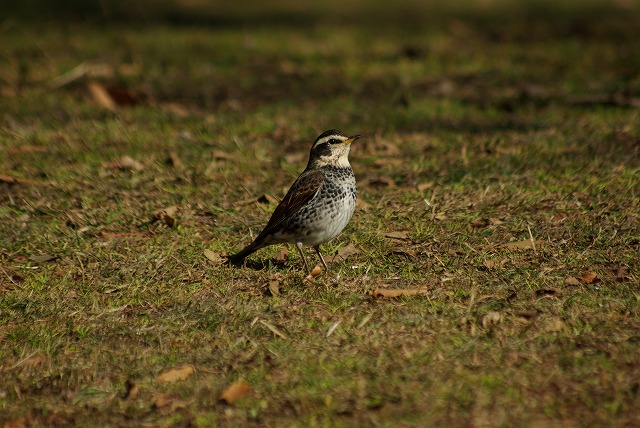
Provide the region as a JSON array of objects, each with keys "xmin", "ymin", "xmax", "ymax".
[{"xmin": 227, "ymin": 241, "xmax": 265, "ymax": 265}]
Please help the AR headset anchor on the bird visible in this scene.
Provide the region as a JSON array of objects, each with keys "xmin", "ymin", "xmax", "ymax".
[{"xmin": 228, "ymin": 129, "xmax": 361, "ymax": 273}]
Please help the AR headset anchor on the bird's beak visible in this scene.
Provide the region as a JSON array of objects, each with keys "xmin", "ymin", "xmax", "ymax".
[{"xmin": 346, "ymin": 135, "xmax": 363, "ymax": 144}]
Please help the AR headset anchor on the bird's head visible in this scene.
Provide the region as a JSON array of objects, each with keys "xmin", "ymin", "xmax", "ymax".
[{"xmin": 308, "ymin": 129, "xmax": 362, "ymax": 168}]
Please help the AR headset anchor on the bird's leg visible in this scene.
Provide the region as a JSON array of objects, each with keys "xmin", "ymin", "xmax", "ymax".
[
  {"xmin": 295, "ymin": 242, "xmax": 311, "ymax": 274},
  {"xmin": 313, "ymin": 245, "xmax": 328, "ymax": 270}
]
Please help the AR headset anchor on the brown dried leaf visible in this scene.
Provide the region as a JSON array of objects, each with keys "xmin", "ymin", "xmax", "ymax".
[
  {"xmin": 167, "ymin": 150, "xmax": 183, "ymax": 169},
  {"xmin": 385, "ymin": 231, "xmax": 410, "ymax": 240},
  {"xmin": 482, "ymin": 258, "xmax": 508, "ymax": 270},
  {"xmin": 336, "ymin": 243, "xmax": 359, "ymax": 258},
  {"xmin": 417, "ymin": 181, "xmax": 434, "ymax": 192},
  {"xmin": 483, "ymin": 259, "xmax": 497, "ymax": 270},
  {"xmin": 204, "ymin": 249, "xmax": 223, "ymax": 263},
  {"xmin": 29, "ymin": 254, "xmax": 58, "ymax": 263},
  {"xmin": 152, "ymin": 393, "xmax": 186, "ymax": 414},
  {"xmin": 309, "ymin": 265, "xmax": 322, "ymax": 277},
  {"xmin": 613, "ymin": 266, "xmax": 630, "ymax": 282},
  {"xmin": 268, "ymin": 280, "xmax": 280, "ymax": 296},
  {"xmin": 220, "ymin": 381, "xmax": 252, "ymax": 404},
  {"xmin": 153, "ymin": 394, "xmax": 174, "ymax": 409},
  {"xmin": 566, "ymin": 276, "xmax": 581, "ymax": 286},
  {"xmin": 274, "ymin": 247, "xmax": 289, "ymax": 262},
  {"xmin": 124, "ymin": 379, "xmax": 139, "ymax": 400},
  {"xmin": 154, "ymin": 206, "xmax": 178, "ymax": 227},
  {"xmin": 370, "ymin": 288, "xmax": 429, "ymax": 298},
  {"xmin": 88, "ymin": 82, "xmax": 116, "ymax": 111},
  {"xmin": 157, "ymin": 365, "xmax": 195, "ymax": 382},
  {"xmin": 545, "ymin": 318, "xmax": 565, "ymax": 332},
  {"xmin": 356, "ymin": 198, "xmax": 373, "ymax": 211},
  {"xmin": 391, "ymin": 249, "xmax": 418, "ymax": 259},
  {"xmin": 108, "ymin": 155, "xmax": 144, "ymax": 171},
  {"xmin": 470, "ymin": 218, "xmax": 491, "ymax": 228},
  {"xmin": 515, "ymin": 310, "xmax": 540, "ymax": 320},
  {"xmin": 482, "ymin": 311, "xmax": 503, "ymax": 328},
  {"xmin": 578, "ymin": 272, "xmax": 599, "ymax": 284},
  {"xmin": 502, "ymin": 239, "xmax": 542, "ymax": 251}
]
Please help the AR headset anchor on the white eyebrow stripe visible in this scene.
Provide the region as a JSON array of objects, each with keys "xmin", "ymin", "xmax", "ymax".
[{"xmin": 313, "ymin": 135, "xmax": 347, "ymax": 147}]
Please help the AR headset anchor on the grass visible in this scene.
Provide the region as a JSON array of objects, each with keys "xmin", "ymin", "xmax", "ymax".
[{"xmin": 2, "ymin": 0, "xmax": 640, "ymax": 426}]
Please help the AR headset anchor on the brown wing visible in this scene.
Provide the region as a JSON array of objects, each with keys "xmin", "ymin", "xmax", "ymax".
[{"xmin": 254, "ymin": 169, "xmax": 324, "ymax": 240}]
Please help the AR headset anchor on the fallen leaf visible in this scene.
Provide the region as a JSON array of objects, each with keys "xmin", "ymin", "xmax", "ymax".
[
  {"xmin": 385, "ymin": 231, "xmax": 410, "ymax": 240},
  {"xmin": 153, "ymin": 394, "xmax": 174, "ymax": 409},
  {"xmin": 124, "ymin": 379, "xmax": 139, "ymax": 400},
  {"xmin": 157, "ymin": 365, "xmax": 195, "ymax": 382},
  {"xmin": 274, "ymin": 247, "xmax": 289, "ymax": 262},
  {"xmin": 88, "ymin": 82, "xmax": 116, "ymax": 111},
  {"xmin": 152, "ymin": 393, "xmax": 186, "ymax": 413},
  {"xmin": 482, "ymin": 311, "xmax": 503, "ymax": 328},
  {"xmin": 309, "ymin": 265, "xmax": 322, "ymax": 277},
  {"xmin": 220, "ymin": 381, "xmax": 252, "ymax": 404},
  {"xmin": 545, "ymin": 318, "xmax": 565, "ymax": 332},
  {"xmin": 470, "ymin": 218, "xmax": 491, "ymax": 228},
  {"xmin": 356, "ymin": 199, "xmax": 372, "ymax": 211},
  {"xmin": 515, "ymin": 310, "xmax": 540, "ymax": 320},
  {"xmin": 502, "ymin": 239, "xmax": 543, "ymax": 251},
  {"xmin": 154, "ymin": 206, "xmax": 178, "ymax": 227},
  {"xmin": 29, "ymin": 254, "xmax": 58, "ymax": 263},
  {"xmin": 108, "ymin": 155, "xmax": 144, "ymax": 171},
  {"xmin": 370, "ymin": 288, "xmax": 429, "ymax": 298},
  {"xmin": 204, "ymin": 249, "xmax": 223, "ymax": 263},
  {"xmin": 482, "ymin": 258, "xmax": 508, "ymax": 270},
  {"xmin": 336, "ymin": 243, "xmax": 359, "ymax": 258},
  {"xmin": 417, "ymin": 181, "xmax": 434, "ymax": 192},
  {"xmin": 578, "ymin": 272, "xmax": 599, "ymax": 284},
  {"xmin": 391, "ymin": 249, "xmax": 418, "ymax": 259},
  {"xmin": 268, "ymin": 280, "xmax": 280, "ymax": 296},
  {"xmin": 167, "ymin": 150, "xmax": 183, "ymax": 169},
  {"xmin": 566, "ymin": 276, "xmax": 581, "ymax": 286}
]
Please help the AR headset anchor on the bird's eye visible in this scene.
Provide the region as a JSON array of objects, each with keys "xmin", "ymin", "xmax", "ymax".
[{"xmin": 329, "ymin": 139, "xmax": 339, "ymax": 145}]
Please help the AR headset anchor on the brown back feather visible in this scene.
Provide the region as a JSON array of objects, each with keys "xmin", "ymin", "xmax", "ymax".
[{"xmin": 254, "ymin": 168, "xmax": 324, "ymax": 241}]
